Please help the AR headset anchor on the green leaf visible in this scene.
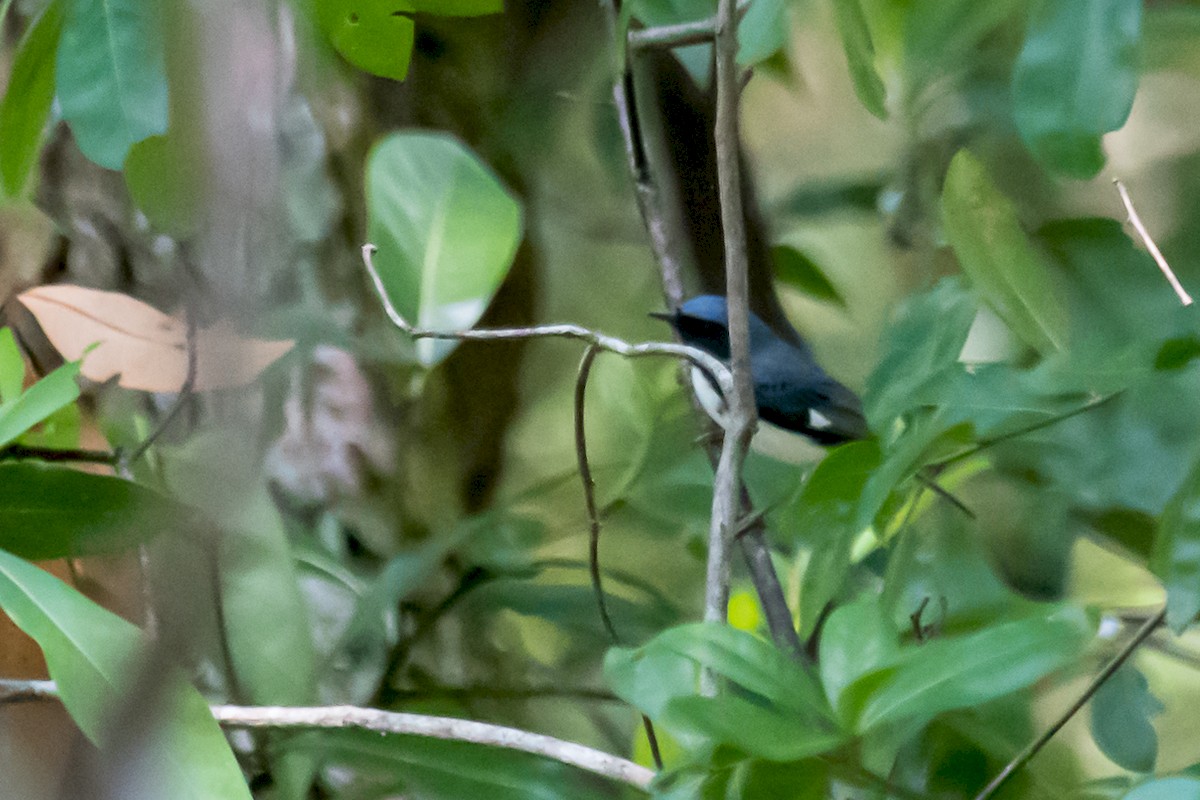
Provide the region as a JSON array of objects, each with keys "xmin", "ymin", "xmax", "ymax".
[
  {"xmin": 903, "ymin": 0, "xmax": 1026, "ymax": 82},
  {"xmin": 865, "ymin": 277, "xmax": 976, "ymax": 428},
  {"xmin": 55, "ymin": 0, "xmax": 168, "ymax": 169},
  {"xmin": 318, "ymin": 0, "xmax": 416, "ymax": 81},
  {"xmin": 605, "ymin": 623, "xmax": 844, "ymax": 759},
  {"xmin": 941, "ymin": 150, "xmax": 1068, "ymax": 355},
  {"xmin": 776, "ymin": 440, "xmax": 880, "ymax": 635},
  {"xmin": 772, "ymin": 245, "xmax": 847, "ymax": 307},
  {"xmin": 1152, "ymin": 455, "xmax": 1200, "ymax": 633},
  {"xmin": 0, "ymin": 463, "xmax": 183, "ymax": 559},
  {"xmin": 124, "ymin": 134, "xmax": 201, "ymax": 236},
  {"xmin": 0, "ymin": 328, "xmax": 26, "ymax": 403},
  {"xmin": 840, "ymin": 605, "xmax": 1092, "ymax": 732},
  {"xmin": 0, "ymin": 549, "xmax": 251, "ymax": 799},
  {"xmin": 0, "ymin": 358, "xmax": 80, "ymax": 448},
  {"xmin": 1091, "ymin": 665, "xmax": 1161, "ymax": 773},
  {"xmin": 366, "ymin": 132, "xmax": 523, "ymax": 367},
  {"xmin": 296, "ymin": 729, "xmax": 619, "ymax": 800},
  {"xmin": 0, "ymin": 1, "xmax": 63, "ymax": 196},
  {"xmin": 665, "ymin": 694, "xmax": 846, "ymax": 761},
  {"xmin": 1012, "ymin": 0, "xmax": 1141, "ymax": 178},
  {"xmin": 830, "ymin": 0, "xmax": 888, "ymax": 119},
  {"xmin": 737, "ymin": 0, "xmax": 788, "ymax": 67},
  {"xmin": 819, "ymin": 593, "xmax": 899, "ymax": 714},
  {"xmin": 1124, "ymin": 778, "xmax": 1200, "ymax": 800}
]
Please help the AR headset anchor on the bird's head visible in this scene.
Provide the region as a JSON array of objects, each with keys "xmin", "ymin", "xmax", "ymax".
[{"xmin": 650, "ymin": 295, "xmax": 734, "ymax": 360}]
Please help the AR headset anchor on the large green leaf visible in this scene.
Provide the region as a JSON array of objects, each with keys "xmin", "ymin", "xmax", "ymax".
[
  {"xmin": 865, "ymin": 277, "xmax": 976, "ymax": 429},
  {"xmin": 1152, "ymin": 455, "xmax": 1200, "ymax": 633},
  {"xmin": 0, "ymin": 549, "xmax": 251, "ymax": 799},
  {"xmin": 1091, "ymin": 665, "xmax": 1161, "ymax": 773},
  {"xmin": 942, "ymin": 150, "xmax": 1068, "ymax": 355},
  {"xmin": 0, "ymin": 328, "xmax": 27, "ymax": 403},
  {"xmin": 772, "ymin": 245, "xmax": 847, "ymax": 308},
  {"xmin": 296, "ymin": 728, "xmax": 620, "ymax": 800},
  {"xmin": 0, "ymin": 358, "xmax": 80, "ymax": 448},
  {"xmin": 830, "ymin": 0, "xmax": 888, "ymax": 119},
  {"xmin": 0, "ymin": 463, "xmax": 185, "ymax": 559},
  {"xmin": 819, "ymin": 593, "xmax": 899, "ymax": 713},
  {"xmin": 605, "ymin": 623, "xmax": 843, "ymax": 759},
  {"xmin": 366, "ymin": 132, "xmax": 523, "ymax": 367},
  {"xmin": 55, "ymin": 0, "xmax": 168, "ymax": 169},
  {"xmin": 0, "ymin": 1, "xmax": 63, "ymax": 196},
  {"xmin": 124, "ymin": 134, "xmax": 202, "ymax": 236},
  {"xmin": 1012, "ymin": 0, "xmax": 1141, "ymax": 178},
  {"xmin": 839, "ymin": 605, "xmax": 1092, "ymax": 733}
]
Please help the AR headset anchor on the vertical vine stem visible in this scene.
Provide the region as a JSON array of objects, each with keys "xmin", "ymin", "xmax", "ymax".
[
  {"xmin": 574, "ymin": 345, "xmax": 664, "ymax": 770},
  {"xmin": 702, "ymin": 0, "xmax": 756, "ymax": 695}
]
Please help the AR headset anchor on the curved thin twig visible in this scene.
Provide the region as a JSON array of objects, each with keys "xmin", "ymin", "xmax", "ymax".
[
  {"xmin": 573, "ymin": 345, "xmax": 663, "ymax": 770},
  {"xmin": 213, "ymin": 704, "xmax": 655, "ymax": 790},
  {"xmin": 361, "ymin": 245, "xmax": 731, "ymax": 396}
]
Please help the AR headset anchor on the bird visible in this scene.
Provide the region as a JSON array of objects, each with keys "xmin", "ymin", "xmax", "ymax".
[{"xmin": 651, "ymin": 294, "xmax": 869, "ymax": 463}]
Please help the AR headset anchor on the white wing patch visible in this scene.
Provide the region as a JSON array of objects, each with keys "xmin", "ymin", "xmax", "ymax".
[{"xmin": 808, "ymin": 408, "xmax": 833, "ymax": 430}]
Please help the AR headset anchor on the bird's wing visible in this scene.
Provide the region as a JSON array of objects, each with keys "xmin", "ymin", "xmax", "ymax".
[{"xmin": 755, "ymin": 374, "xmax": 869, "ymax": 445}]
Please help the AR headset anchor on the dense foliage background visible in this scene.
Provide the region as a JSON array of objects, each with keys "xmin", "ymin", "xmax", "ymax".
[{"xmin": 2, "ymin": 0, "xmax": 1200, "ymax": 798}]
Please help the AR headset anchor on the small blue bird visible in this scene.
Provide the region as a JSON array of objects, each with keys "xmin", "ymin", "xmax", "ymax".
[{"xmin": 652, "ymin": 295, "xmax": 868, "ymax": 462}]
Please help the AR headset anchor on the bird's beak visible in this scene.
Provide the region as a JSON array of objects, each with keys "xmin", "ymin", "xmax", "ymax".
[{"xmin": 648, "ymin": 310, "xmax": 674, "ymax": 323}]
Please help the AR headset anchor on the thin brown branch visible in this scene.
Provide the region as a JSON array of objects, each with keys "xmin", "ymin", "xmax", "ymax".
[
  {"xmin": 0, "ymin": 678, "xmax": 58, "ymax": 703},
  {"xmin": 973, "ymin": 606, "xmax": 1167, "ymax": 800},
  {"xmin": 574, "ymin": 345, "xmax": 663, "ymax": 770},
  {"xmin": 703, "ymin": 0, "xmax": 754, "ymax": 672},
  {"xmin": 1114, "ymin": 179, "xmax": 1193, "ymax": 306},
  {"xmin": 0, "ymin": 680, "xmax": 653, "ymax": 792},
  {"xmin": 627, "ymin": 1, "xmax": 751, "ymax": 50},
  {"xmin": 604, "ymin": 0, "xmax": 802, "ymax": 664},
  {"xmin": 211, "ymin": 704, "xmax": 655, "ymax": 791},
  {"xmin": 361, "ymin": 245, "xmax": 729, "ymax": 394}
]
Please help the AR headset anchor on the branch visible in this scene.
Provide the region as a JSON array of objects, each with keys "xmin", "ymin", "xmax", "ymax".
[
  {"xmin": 1114, "ymin": 179, "xmax": 1193, "ymax": 306},
  {"xmin": 627, "ymin": 2, "xmax": 751, "ymax": 50},
  {"xmin": 574, "ymin": 345, "xmax": 664, "ymax": 770},
  {"xmin": 212, "ymin": 705, "xmax": 655, "ymax": 791},
  {"xmin": 0, "ymin": 679, "xmax": 654, "ymax": 792},
  {"xmin": 0, "ymin": 678, "xmax": 58, "ymax": 703},
  {"xmin": 124, "ymin": 302, "xmax": 199, "ymax": 466},
  {"xmin": 361, "ymin": 245, "xmax": 729, "ymax": 396},
  {"xmin": 700, "ymin": 0, "xmax": 755, "ymax": 687},
  {"xmin": 973, "ymin": 606, "xmax": 1167, "ymax": 800}
]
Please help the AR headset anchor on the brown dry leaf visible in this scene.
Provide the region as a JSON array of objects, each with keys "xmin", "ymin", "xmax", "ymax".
[{"xmin": 16, "ymin": 284, "xmax": 293, "ymax": 392}]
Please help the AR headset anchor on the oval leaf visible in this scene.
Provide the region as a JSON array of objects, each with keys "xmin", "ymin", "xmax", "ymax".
[
  {"xmin": 772, "ymin": 245, "xmax": 847, "ymax": 307},
  {"xmin": 0, "ymin": 462, "xmax": 185, "ymax": 560},
  {"xmin": 831, "ymin": 0, "xmax": 888, "ymax": 120},
  {"xmin": 1152, "ymin": 455, "xmax": 1200, "ymax": 634},
  {"xmin": 1013, "ymin": 0, "xmax": 1141, "ymax": 178},
  {"xmin": 366, "ymin": 132, "xmax": 523, "ymax": 367},
  {"xmin": 319, "ymin": 0, "xmax": 416, "ymax": 81},
  {"xmin": 1091, "ymin": 664, "xmax": 1161, "ymax": 773},
  {"xmin": 941, "ymin": 150, "xmax": 1068, "ymax": 355},
  {"xmin": 0, "ymin": 1, "xmax": 63, "ymax": 196},
  {"xmin": 840, "ymin": 605, "xmax": 1092, "ymax": 733},
  {"xmin": 0, "ymin": 549, "xmax": 252, "ymax": 798},
  {"xmin": 17, "ymin": 285, "xmax": 293, "ymax": 392},
  {"xmin": 55, "ymin": 0, "xmax": 168, "ymax": 169}
]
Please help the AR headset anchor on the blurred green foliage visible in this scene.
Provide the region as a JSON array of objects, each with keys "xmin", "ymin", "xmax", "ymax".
[{"xmin": 3, "ymin": 0, "xmax": 1200, "ymax": 798}]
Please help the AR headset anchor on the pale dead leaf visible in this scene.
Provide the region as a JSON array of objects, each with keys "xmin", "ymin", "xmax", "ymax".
[{"xmin": 16, "ymin": 284, "xmax": 293, "ymax": 392}]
